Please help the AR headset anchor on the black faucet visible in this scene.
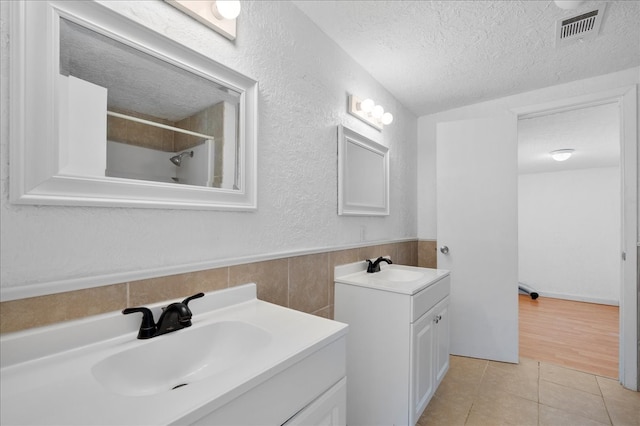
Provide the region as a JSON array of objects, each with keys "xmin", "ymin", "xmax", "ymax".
[
  {"xmin": 366, "ymin": 256, "xmax": 393, "ymax": 273},
  {"xmin": 122, "ymin": 292, "xmax": 204, "ymax": 339}
]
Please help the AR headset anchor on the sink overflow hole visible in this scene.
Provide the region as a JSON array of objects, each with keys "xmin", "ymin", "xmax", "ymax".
[{"xmin": 172, "ymin": 383, "xmax": 188, "ymax": 390}]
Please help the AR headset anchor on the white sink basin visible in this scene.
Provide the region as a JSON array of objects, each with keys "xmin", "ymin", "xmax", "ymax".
[
  {"xmin": 334, "ymin": 263, "xmax": 450, "ymax": 295},
  {"xmin": 92, "ymin": 321, "xmax": 271, "ymax": 396},
  {"xmin": 373, "ymin": 267, "xmax": 425, "ymax": 282}
]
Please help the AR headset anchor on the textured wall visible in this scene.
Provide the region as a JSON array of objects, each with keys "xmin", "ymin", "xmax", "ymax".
[{"xmin": 0, "ymin": 1, "xmax": 418, "ymax": 298}]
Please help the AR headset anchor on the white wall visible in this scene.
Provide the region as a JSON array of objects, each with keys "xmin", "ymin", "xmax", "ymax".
[
  {"xmin": 0, "ymin": 1, "xmax": 418, "ymax": 299},
  {"xmin": 519, "ymin": 167, "xmax": 621, "ymax": 304}
]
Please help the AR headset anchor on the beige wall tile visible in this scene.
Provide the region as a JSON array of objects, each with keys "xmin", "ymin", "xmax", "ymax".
[
  {"xmin": 396, "ymin": 241, "xmax": 418, "ymax": 266},
  {"xmin": 129, "ymin": 268, "xmax": 228, "ymax": 307},
  {"xmin": 0, "ymin": 284, "xmax": 127, "ymax": 334},
  {"xmin": 418, "ymin": 240, "xmax": 437, "ymax": 268},
  {"xmin": 359, "ymin": 245, "xmax": 382, "ymax": 261},
  {"xmin": 289, "ymin": 253, "xmax": 329, "ymax": 314},
  {"xmin": 229, "ymin": 259, "xmax": 288, "ymax": 307},
  {"xmin": 377, "ymin": 243, "xmax": 397, "ymax": 261},
  {"xmin": 1, "ymin": 241, "xmax": 419, "ymax": 334}
]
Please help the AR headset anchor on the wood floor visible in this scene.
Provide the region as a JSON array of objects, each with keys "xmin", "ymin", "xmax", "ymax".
[{"xmin": 519, "ymin": 294, "xmax": 619, "ymax": 378}]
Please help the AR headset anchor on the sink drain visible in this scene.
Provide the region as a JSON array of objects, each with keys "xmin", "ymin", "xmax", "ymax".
[{"xmin": 172, "ymin": 383, "xmax": 188, "ymax": 390}]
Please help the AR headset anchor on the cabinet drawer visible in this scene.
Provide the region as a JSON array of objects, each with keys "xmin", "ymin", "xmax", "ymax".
[{"xmin": 411, "ymin": 275, "xmax": 450, "ymax": 322}]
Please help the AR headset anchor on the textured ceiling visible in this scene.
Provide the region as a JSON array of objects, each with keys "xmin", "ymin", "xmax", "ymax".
[
  {"xmin": 293, "ymin": 1, "xmax": 640, "ymax": 116},
  {"xmin": 518, "ymin": 102, "xmax": 619, "ymax": 174}
]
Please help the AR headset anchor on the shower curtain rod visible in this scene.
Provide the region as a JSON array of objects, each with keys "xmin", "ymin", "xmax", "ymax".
[{"xmin": 107, "ymin": 111, "xmax": 215, "ymax": 140}]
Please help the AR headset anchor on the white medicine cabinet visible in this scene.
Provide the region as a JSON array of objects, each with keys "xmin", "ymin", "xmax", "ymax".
[
  {"xmin": 9, "ymin": 0, "xmax": 258, "ymax": 210},
  {"xmin": 337, "ymin": 125, "xmax": 389, "ymax": 216}
]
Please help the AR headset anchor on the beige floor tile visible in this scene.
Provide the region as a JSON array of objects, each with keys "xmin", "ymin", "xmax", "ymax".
[
  {"xmin": 465, "ymin": 388, "xmax": 538, "ymax": 426},
  {"xmin": 435, "ymin": 369, "xmax": 482, "ymax": 401},
  {"xmin": 488, "ymin": 357, "xmax": 539, "ymax": 378},
  {"xmin": 540, "ymin": 380, "xmax": 610, "ymax": 424},
  {"xmin": 604, "ymin": 397, "xmax": 640, "ymax": 426},
  {"xmin": 445, "ymin": 356, "xmax": 489, "ymax": 385},
  {"xmin": 480, "ymin": 362, "xmax": 539, "ymax": 402},
  {"xmin": 597, "ymin": 376, "xmax": 640, "ymax": 406},
  {"xmin": 541, "ymin": 362, "xmax": 601, "ymax": 395},
  {"xmin": 539, "ymin": 404, "xmax": 611, "ymax": 426},
  {"xmin": 418, "ymin": 394, "xmax": 471, "ymax": 426},
  {"xmin": 597, "ymin": 378, "xmax": 640, "ymax": 426}
]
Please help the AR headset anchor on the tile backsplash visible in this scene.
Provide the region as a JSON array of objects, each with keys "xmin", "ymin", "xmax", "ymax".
[{"xmin": 0, "ymin": 240, "xmax": 436, "ymax": 334}]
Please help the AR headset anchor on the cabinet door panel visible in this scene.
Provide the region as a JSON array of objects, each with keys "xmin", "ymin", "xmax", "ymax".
[{"xmin": 411, "ymin": 310, "xmax": 435, "ymax": 424}]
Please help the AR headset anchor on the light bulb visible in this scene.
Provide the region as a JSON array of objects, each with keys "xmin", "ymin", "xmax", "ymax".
[
  {"xmin": 381, "ymin": 112, "xmax": 394, "ymax": 125},
  {"xmin": 212, "ymin": 0, "xmax": 241, "ymax": 20},
  {"xmin": 360, "ymin": 98, "xmax": 375, "ymax": 113},
  {"xmin": 550, "ymin": 149, "xmax": 574, "ymax": 161},
  {"xmin": 372, "ymin": 105, "xmax": 384, "ymax": 119}
]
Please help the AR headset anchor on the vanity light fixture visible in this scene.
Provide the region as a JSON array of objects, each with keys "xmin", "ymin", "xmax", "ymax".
[
  {"xmin": 165, "ymin": 0, "xmax": 241, "ymax": 41},
  {"xmin": 212, "ymin": 0, "xmax": 241, "ymax": 20},
  {"xmin": 348, "ymin": 95, "xmax": 394, "ymax": 131},
  {"xmin": 550, "ymin": 149, "xmax": 575, "ymax": 161}
]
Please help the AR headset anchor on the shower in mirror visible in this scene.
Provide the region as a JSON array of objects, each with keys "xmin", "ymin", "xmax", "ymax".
[
  {"xmin": 170, "ymin": 151, "xmax": 194, "ymax": 167},
  {"xmin": 59, "ymin": 17, "xmax": 240, "ymax": 189}
]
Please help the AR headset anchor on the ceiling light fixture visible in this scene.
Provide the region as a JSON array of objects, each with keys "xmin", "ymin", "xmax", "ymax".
[
  {"xmin": 550, "ymin": 149, "xmax": 575, "ymax": 161},
  {"xmin": 348, "ymin": 95, "xmax": 394, "ymax": 131},
  {"xmin": 165, "ymin": 0, "xmax": 240, "ymax": 41}
]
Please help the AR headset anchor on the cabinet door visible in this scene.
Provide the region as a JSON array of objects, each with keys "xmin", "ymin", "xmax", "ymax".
[
  {"xmin": 284, "ymin": 378, "xmax": 346, "ymax": 426},
  {"xmin": 410, "ymin": 309, "xmax": 435, "ymax": 425},
  {"xmin": 435, "ymin": 297, "xmax": 450, "ymax": 385}
]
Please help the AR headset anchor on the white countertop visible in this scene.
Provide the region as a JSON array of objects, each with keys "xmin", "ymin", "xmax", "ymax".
[
  {"xmin": 334, "ymin": 262, "xmax": 450, "ymax": 295},
  {"xmin": 0, "ymin": 284, "xmax": 348, "ymax": 425}
]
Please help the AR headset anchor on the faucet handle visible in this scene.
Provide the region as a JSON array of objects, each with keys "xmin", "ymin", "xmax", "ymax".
[
  {"xmin": 182, "ymin": 292, "xmax": 204, "ymax": 306},
  {"xmin": 122, "ymin": 307, "xmax": 157, "ymax": 339}
]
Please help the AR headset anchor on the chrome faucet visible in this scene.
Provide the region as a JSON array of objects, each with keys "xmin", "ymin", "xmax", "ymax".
[
  {"xmin": 122, "ymin": 292, "xmax": 204, "ymax": 339},
  {"xmin": 366, "ymin": 256, "xmax": 393, "ymax": 273}
]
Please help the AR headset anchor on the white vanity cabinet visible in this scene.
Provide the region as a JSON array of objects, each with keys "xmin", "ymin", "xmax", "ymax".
[
  {"xmin": 411, "ymin": 295, "xmax": 450, "ymax": 421},
  {"xmin": 334, "ymin": 264, "xmax": 450, "ymax": 426}
]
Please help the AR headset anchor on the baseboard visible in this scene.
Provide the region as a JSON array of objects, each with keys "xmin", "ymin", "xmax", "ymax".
[{"xmin": 535, "ymin": 291, "xmax": 619, "ymax": 306}]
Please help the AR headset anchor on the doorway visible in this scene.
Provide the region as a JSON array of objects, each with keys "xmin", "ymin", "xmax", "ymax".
[
  {"xmin": 516, "ymin": 102, "xmax": 621, "ymax": 377},
  {"xmin": 436, "ymin": 85, "xmax": 637, "ymax": 390}
]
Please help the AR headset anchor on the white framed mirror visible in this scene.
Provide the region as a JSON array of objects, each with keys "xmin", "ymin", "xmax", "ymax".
[
  {"xmin": 9, "ymin": 0, "xmax": 258, "ymax": 210},
  {"xmin": 338, "ymin": 125, "xmax": 389, "ymax": 216}
]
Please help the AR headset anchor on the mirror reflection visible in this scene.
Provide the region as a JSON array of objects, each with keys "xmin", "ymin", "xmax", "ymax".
[{"xmin": 59, "ymin": 18, "xmax": 240, "ymax": 189}]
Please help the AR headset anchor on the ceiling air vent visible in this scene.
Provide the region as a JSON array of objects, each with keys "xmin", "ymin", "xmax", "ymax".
[{"xmin": 555, "ymin": 5, "xmax": 606, "ymax": 47}]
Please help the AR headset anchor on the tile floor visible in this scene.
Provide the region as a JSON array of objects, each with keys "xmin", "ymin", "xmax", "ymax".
[{"xmin": 418, "ymin": 356, "xmax": 640, "ymax": 426}]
